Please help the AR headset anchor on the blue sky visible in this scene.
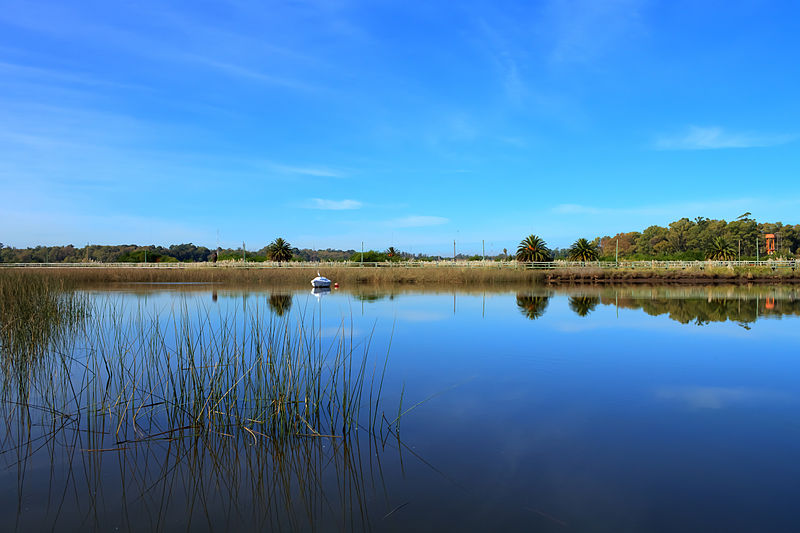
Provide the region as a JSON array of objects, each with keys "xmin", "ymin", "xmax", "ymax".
[{"xmin": 1, "ymin": 0, "xmax": 798, "ymax": 255}]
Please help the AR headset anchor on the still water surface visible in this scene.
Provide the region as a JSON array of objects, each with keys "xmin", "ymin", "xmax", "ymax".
[{"xmin": 2, "ymin": 284, "xmax": 800, "ymax": 532}]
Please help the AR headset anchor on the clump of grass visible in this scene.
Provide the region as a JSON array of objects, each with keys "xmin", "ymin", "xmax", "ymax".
[
  {"xmin": 0, "ymin": 293, "xmax": 403, "ymax": 530},
  {"xmin": 8, "ymin": 296, "xmax": 392, "ymax": 448},
  {"xmin": 0, "ymin": 270, "xmax": 88, "ymax": 362}
]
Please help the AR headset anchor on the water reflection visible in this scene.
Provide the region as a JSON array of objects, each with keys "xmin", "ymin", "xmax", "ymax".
[
  {"xmin": 268, "ymin": 292, "xmax": 293, "ymax": 316},
  {"xmin": 4, "ymin": 283, "xmax": 800, "ymax": 531},
  {"xmin": 511, "ymin": 286, "xmax": 800, "ymax": 326},
  {"xmin": 515, "ymin": 293, "xmax": 551, "ymax": 320},
  {"xmin": 604, "ymin": 289, "xmax": 800, "ymax": 326},
  {"xmin": 567, "ymin": 295, "xmax": 600, "ymax": 317},
  {"xmin": 311, "ymin": 287, "xmax": 331, "ymax": 298},
  {"xmin": 3, "ymin": 385, "xmax": 403, "ymax": 532},
  {"xmin": 352, "ymin": 291, "xmax": 395, "ymax": 302}
]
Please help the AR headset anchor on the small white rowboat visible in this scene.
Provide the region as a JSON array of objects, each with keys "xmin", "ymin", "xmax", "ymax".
[{"xmin": 311, "ymin": 272, "xmax": 331, "ymax": 288}]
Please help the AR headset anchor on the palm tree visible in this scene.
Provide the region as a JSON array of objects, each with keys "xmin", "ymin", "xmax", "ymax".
[
  {"xmin": 516, "ymin": 293, "xmax": 550, "ymax": 320},
  {"xmin": 386, "ymin": 246, "xmax": 398, "ymax": 261},
  {"xmin": 267, "ymin": 237, "xmax": 293, "ymax": 262},
  {"xmin": 706, "ymin": 236, "xmax": 736, "ymax": 260},
  {"xmin": 568, "ymin": 295, "xmax": 599, "ymax": 317},
  {"xmin": 516, "ymin": 235, "xmax": 551, "ymax": 262},
  {"xmin": 567, "ymin": 238, "xmax": 599, "ymax": 262}
]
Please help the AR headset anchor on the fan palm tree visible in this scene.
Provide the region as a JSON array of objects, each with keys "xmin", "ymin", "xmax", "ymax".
[
  {"xmin": 568, "ymin": 295, "xmax": 599, "ymax": 317},
  {"xmin": 706, "ymin": 236, "xmax": 736, "ymax": 260},
  {"xmin": 386, "ymin": 246, "xmax": 398, "ymax": 261},
  {"xmin": 267, "ymin": 238, "xmax": 293, "ymax": 262},
  {"xmin": 567, "ymin": 238, "xmax": 599, "ymax": 262},
  {"xmin": 516, "ymin": 235, "xmax": 551, "ymax": 262},
  {"xmin": 516, "ymin": 293, "xmax": 550, "ymax": 320}
]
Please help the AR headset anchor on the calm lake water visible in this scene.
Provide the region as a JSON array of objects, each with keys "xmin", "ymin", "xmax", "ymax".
[{"xmin": 2, "ymin": 284, "xmax": 800, "ymax": 532}]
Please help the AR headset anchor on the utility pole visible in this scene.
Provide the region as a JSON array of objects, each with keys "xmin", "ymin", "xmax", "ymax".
[
  {"xmin": 453, "ymin": 240, "xmax": 456, "ymax": 262},
  {"xmin": 243, "ymin": 241, "xmax": 246, "ymax": 262},
  {"xmin": 144, "ymin": 248, "xmax": 147, "ymax": 263},
  {"xmin": 738, "ymin": 239, "xmax": 741, "ymax": 262},
  {"xmin": 361, "ymin": 241, "xmax": 363, "ymax": 264},
  {"xmin": 482, "ymin": 239, "xmax": 485, "ymax": 261},
  {"xmin": 86, "ymin": 243, "xmax": 89, "ymax": 262},
  {"xmin": 615, "ymin": 238, "xmax": 619, "ymax": 264},
  {"xmin": 756, "ymin": 236, "xmax": 759, "ymax": 262}
]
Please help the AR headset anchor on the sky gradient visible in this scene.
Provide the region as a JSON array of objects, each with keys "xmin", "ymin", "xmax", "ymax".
[{"xmin": 1, "ymin": 0, "xmax": 798, "ymax": 255}]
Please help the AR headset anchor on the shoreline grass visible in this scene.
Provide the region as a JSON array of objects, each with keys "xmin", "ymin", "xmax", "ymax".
[
  {"xmin": 0, "ymin": 274, "xmax": 404, "ymax": 530},
  {"xmin": 3, "ymin": 265, "xmax": 800, "ymax": 287}
]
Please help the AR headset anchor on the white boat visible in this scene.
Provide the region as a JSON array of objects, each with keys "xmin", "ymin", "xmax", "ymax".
[{"xmin": 311, "ymin": 272, "xmax": 331, "ymax": 288}]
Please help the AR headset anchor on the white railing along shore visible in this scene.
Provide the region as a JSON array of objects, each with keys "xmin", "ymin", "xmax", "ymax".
[{"xmin": 1, "ymin": 260, "xmax": 798, "ymax": 270}]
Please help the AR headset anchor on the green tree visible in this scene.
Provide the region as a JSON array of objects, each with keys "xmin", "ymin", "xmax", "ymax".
[
  {"xmin": 267, "ymin": 238, "xmax": 293, "ymax": 262},
  {"xmin": 636, "ymin": 225, "xmax": 670, "ymax": 256},
  {"xmin": 667, "ymin": 218, "xmax": 695, "ymax": 252},
  {"xmin": 349, "ymin": 250, "xmax": 388, "ymax": 262},
  {"xmin": 568, "ymin": 238, "xmax": 599, "ymax": 261},
  {"xmin": 516, "ymin": 235, "xmax": 551, "ymax": 262},
  {"xmin": 725, "ymin": 218, "xmax": 759, "ymax": 257},
  {"xmin": 706, "ymin": 236, "xmax": 736, "ymax": 260}
]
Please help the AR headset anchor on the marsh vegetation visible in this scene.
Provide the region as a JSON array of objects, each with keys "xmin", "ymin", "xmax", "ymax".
[{"xmin": 4, "ymin": 275, "xmax": 800, "ymax": 531}]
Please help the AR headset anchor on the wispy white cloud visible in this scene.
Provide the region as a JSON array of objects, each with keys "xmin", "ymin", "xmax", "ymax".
[
  {"xmin": 269, "ymin": 164, "xmax": 345, "ymax": 178},
  {"xmin": 388, "ymin": 215, "xmax": 449, "ymax": 228},
  {"xmin": 655, "ymin": 126, "xmax": 795, "ymax": 150},
  {"xmin": 551, "ymin": 197, "xmax": 760, "ymax": 218},
  {"xmin": 179, "ymin": 55, "xmax": 319, "ymax": 92},
  {"xmin": 305, "ymin": 198, "xmax": 362, "ymax": 210},
  {"xmin": 546, "ymin": 0, "xmax": 646, "ymax": 64},
  {"xmin": 474, "ymin": 16, "xmax": 526, "ymax": 103}
]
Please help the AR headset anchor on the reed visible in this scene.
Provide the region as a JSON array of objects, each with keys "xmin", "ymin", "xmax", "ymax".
[
  {"xmin": 2, "ymin": 265, "xmax": 548, "ymax": 287},
  {"xmin": 5, "ymin": 264, "xmax": 800, "ymax": 288},
  {"xmin": 3, "ymin": 293, "xmax": 393, "ymax": 446},
  {"xmin": 0, "ymin": 270, "xmax": 88, "ymax": 362},
  {"xmin": 0, "ymin": 291, "xmax": 401, "ymax": 530}
]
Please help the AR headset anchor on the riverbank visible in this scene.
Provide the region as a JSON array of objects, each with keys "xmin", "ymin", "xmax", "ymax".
[
  {"xmin": 3, "ymin": 265, "xmax": 800, "ymax": 286},
  {"xmin": 541, "ymin": 266, "xmax": 800, "ymax": 284}
]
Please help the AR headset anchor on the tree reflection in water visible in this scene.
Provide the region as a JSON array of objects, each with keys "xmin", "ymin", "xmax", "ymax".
[
  {"xmin": 568, "ymin": 295, "xmax": 600, "ymax": 317},
  {"xmin": 604, "ymin": 292, "xmax": 800, "ymax": 326},
  {"xmin": 514, "ymin": 286, "xmax": 800, "ymax": 326},
  {"xmin": 268, "ymin": 292, "xmax": 293, "ymax": 316},
  {"xmin": 516, "ymin": 293, "xmax": 551, "ymax": 320}
]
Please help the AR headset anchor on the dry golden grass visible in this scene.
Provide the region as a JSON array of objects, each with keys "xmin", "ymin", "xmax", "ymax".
[
  {"xmin": 3, "ymin": 264, "xmax": 799, "ymax": 287},
  {"xmin": 1, "ymin": 266, "xmax": 548, "ymax": 287}
]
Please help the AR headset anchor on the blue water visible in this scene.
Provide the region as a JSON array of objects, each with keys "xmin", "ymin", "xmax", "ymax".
[{"xmin": 2, "ymin": 285, "xmax": 799, "ymax": 532}]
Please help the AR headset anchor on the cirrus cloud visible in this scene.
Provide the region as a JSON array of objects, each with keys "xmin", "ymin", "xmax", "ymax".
[
  {"xmin": 305, "ymin": 198, "xmax": 362, "ymax": 210},
  {"xmin": 655, "ymin": 126, "xmax": 795, "ymax": 150},
  {"xmin": 388, "ymin": 215, "xmax": 449, "ymax": 228}
]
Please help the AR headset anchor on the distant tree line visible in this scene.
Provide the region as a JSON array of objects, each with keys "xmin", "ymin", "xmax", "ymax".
[
  {"xmin": 517, "ymin": 215, "xmax": 800, "ymax": 262},
  {"xmin": 594, "ymin": 216, "xmax": 800, "ymax": 260},
  {"xmin": 2, "ymin": 216, "xmax": 799, "ymax": 263}
]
